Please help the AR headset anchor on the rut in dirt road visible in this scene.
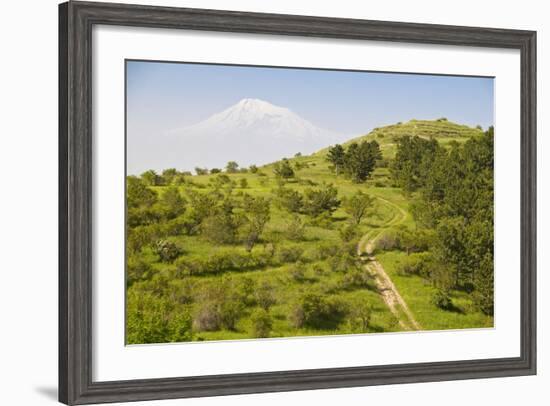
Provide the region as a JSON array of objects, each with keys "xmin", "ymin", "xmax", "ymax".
[{"xmin": 357, "ymin": 199, "xmax": 422, "ymax": 331}]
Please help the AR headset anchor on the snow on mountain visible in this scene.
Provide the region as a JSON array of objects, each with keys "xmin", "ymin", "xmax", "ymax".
[{"xmin": 162, "ymin": 98, "xmax": 345, "ymax": 172}]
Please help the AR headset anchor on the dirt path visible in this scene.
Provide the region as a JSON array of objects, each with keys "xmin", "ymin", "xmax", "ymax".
[{"xmin": 357, "ymin": 198, "xmax": 422, "ymax": 331}]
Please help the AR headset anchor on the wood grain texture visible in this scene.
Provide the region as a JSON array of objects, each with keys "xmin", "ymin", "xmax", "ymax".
[{"xmin": 58, "ymin": 1, "xmax": 537, "ymax": 404}]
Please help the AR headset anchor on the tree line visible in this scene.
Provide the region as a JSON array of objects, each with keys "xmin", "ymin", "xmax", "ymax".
[
  {"xmin": 390, "ymin": 128, "xmax": 494, "ymax": 315},
  {"xmin": 326, "ymin": 139, "xmax": 382, "ymax": 182}
]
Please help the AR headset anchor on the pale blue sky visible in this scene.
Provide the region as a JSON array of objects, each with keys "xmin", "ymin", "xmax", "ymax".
[
  {"xmin": 127, "ymin": 60, "xmax": 494, "ymax": 136},
  {"xmin": 126, "ymin": 60, "xmax": 493, "ymax": 174}
]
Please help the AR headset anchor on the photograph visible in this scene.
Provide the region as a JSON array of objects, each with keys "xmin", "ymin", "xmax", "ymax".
[{"xmin": 125, "ymin": 60, "xmax": 495, "ymax": 344}]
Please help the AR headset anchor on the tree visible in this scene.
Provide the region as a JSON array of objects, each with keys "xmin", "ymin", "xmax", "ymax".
[
  {"xmin": 348, "ymin": 300, "xmax": 372, "ymax": 332},
  {"xmin": 140, "ymin": 169, "xmax": 161, "ymax": 186},
  {"xmin": 153, "ymin": 239, "xmax": 181, "ymax": 262},
  {"xmin": 200, "ymin": 199, "xmax": 240, "ymax": 245},
  {"xmin": 250, "ymin": 308, "xmax": 273, "ymax": 338},
  {"xmin": 210, "ymin": 168, "xmax": 222, "ymax": 174},
  {"xmin": 473, "ymin": 253, "xmax": 494, "ymax": 315},
  {"xmin": 302, "ymin": 183, "xmax": 340, "ymax": 218},
  {"xmin": 241, "ymin": 194, "xmax": 271, "ymax": 251},
  {"xmin": 159, "ymin": 186, "xmax": 186, "ymax": 219},
  {"xmin": 127, "ymin": 176, "xmax": 157, "ymax": 209},
  {"xmin": 342, "ymin": 191, "xmax": 375, "ymax": 225},
  {"xmin": 326, "ymin": 144, "xmax": 346, "ymax": 175},
  {"xmin": 249, "ymin": 165, "xmax": 259, "ymax": 174},
  {"xmin": 275, "ymin": 187, "xmax": 303, "ymax": 213},
  {"xmin": 226, "ymin": 161, "xmax": 239, "ymax": 173},
  {"xmin": 195, "ymin": 167, "xmax": 209, "ymax": 175},
  {"xmin": 342, "ymin": 140, "xmax": 380, "ymax": 182},
  {"xmin": 273, "ymin": 159, "xmax": 295, "ymax": 179},
  {"xmin": 161, "ymin": 168, "xmax": 178, "ymax": 185}
]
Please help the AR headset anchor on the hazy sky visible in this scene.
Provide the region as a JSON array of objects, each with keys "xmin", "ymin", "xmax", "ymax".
[{"xmin": 126, "ymin": 60, "xmax": 494, "ymax": 174}]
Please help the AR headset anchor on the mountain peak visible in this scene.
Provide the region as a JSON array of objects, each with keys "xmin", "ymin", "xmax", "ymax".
[{"xmin": 165, "ymin": 99, "xmax": 348, "ymax": 171}]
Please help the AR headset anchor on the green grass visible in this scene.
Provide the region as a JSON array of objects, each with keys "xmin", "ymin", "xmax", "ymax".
[
  {"xmin": 376, "ymin": 251, "xmax": 493, "ymax": 330},
  {"xmin": 127, "ymin": 119, "xmax": 492, "ymax": 342}
]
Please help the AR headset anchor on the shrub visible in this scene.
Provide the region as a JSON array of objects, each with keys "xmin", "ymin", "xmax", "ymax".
[
  {"xmin": 200, "ymin": 213, "xmax": 239, "ymax": 244},
  {"xmin": 239, "ymin": 178, "xmax": 248, "ymax": 188},
  {"xmin": 126, "ymin": 289, "xmax": 193, "ymax": 344},
  {"xmin": 339, "ymin": 224, "xmax": 359, "ymax": 242},
  {"xmin": 347, "ymin": 300, "xmax": 373, "ymax": 333},
  {"xmin": 250, "ymin": 309, "xmax": 273, "ymax": 338},
  {"xmin": 285, "ymin": 215, "xmax": 306, "ymax": 241},
  {"xmin": 288, "ymin": 262, "xmax": 307, "ymax": 282},
  {"xmin": 431, "ymin": 289, "xmax": 453, "ymax": 310},
  {"xmin": 153, "ymin": 239, "xmax": 181, "ymax": 262},
  {"xmin": 328, "ymin": 253, "xmax": 356, "ymax": 273},
  {"xmin": 193, "ymin": 302, "xmax": 222, "ymax": 331},
  {"xmin": 339, "ymin": 269, "xmax": 372, "ymax": 290},
  {"xmin": 375, "ymin": 230, "xmax": 399, "ymax": 251},
  {"xmin": 275, "ymin": 187, "xmax": 303, "ymax": 213},
  {"xmin": 255, "ymin": 280, "xmax": 276, "ymax": 310},
  {"xmin": 395, "ymin": 253, "xmax": 431, "ymax": 277},
  {"xmin": 290, "ymin": 292, "xmax": 347, "ymax": 329},
  {"xmin": 276, "ymin": 245, "xmax": 304, "ymax": 264},
  {"xmin": 126, "ymin": 256, "xmax": 152, "ymax": 285},
  {"xmin": 313, "ymin": 242, "xmax": 340, "ymax": 260}
]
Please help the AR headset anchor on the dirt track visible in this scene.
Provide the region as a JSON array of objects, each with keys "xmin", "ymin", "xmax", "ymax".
[{"xmin": 356, "ymin": 198, "xmax": 422, "ymax": 331}]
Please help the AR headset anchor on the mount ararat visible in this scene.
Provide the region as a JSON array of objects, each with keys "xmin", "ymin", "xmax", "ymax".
[{"xmin": 128, "ymin": 99, "xmax": 349, "ymax": 174}]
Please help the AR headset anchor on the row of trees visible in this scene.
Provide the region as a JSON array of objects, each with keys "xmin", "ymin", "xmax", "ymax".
[
  {"xmin": 390, "ymin": 129, "xmax": 494, "ymax": 315},
  {"xmin": 326, "ymin": 140, "xmax": 382, "ymax": 182}
]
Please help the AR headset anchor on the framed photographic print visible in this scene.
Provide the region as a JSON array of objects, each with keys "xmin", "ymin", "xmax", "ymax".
[{"xmin": 59, "ymin": 1, "xmax": 536, "ymax": 404}]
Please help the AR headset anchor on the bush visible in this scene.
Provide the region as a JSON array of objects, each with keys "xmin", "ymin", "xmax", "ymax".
[
  {"xmin": 339, "ymin": 224, "xmax": 359, "ymax": 242},
  {"xmin": 255, "ymin": 280, "xmax": 276, "ymax": 310},
  {"xmin": 288, "ymin": 262, "xmax": 307, "ymax": 282},
  {"xmin": 339, "ymin": 269, "xmax": 372, "ymax": 290},
  {"xmin": 375, "ymin": 230, "xmax": 399, "ymax": 251},
  {"xmin": 153, "ymin": 240, "xmax": 181, "ymax": 262},
  {"xmin": 285, "ymin": 215, "xmax": 306, "ymax": 241},
  {"xmin": 276, "ymin": 245, "xmax": 304, "ymax": 264},
  {"xmin": 431, "ymin": 289, "xmax": 453, "ymax": 310},
  {"xmin": 290, "ymin": 292, "xmax": 347, "ymax": 329},
  {"xmin": 347, "ymin": 300, "xmax": 373, "ymax": 333},
  {"xmin": 193, "ymin": 302, "xmax": 222, "ymax": 332},
  {"xmin": 126, "ymin": 289, "xmax": 193, "ymax": 344},
  {"xmin": 250, "ymin": 309, "xmax": 273, "ymax": 338},
  {"xmin": 328, "ymin": 253, "xmax": 356, "ymax": 273},
  {"xmin": 313, "ymin": 242, "xmax": 340, "ymax": 260},
  {"xmin": 395, "ymin": 253, "xmax": 431, "ymax": 277},
  {"xmin": 127, "ymin": 255, "xmax": 153, "ymax": 285}
]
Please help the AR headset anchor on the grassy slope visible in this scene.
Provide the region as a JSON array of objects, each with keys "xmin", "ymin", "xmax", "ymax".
[{"xmin": 138, "ymin": 119, "xmax": 491, "ymax": 341}]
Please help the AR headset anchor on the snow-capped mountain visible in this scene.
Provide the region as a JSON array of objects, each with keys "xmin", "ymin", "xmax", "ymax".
[{"xmin": 163, "ymin": 98, "xmax": 345, "ymax": 172}]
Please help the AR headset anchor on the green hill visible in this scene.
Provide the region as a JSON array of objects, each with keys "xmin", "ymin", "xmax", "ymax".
[
  {"xmin": 126, "ymin": 119, "xmax": 493, "ymax": 344},
  {"xmin": 324, "ymin": 118, "xmax": 484, "ymax": 160}
]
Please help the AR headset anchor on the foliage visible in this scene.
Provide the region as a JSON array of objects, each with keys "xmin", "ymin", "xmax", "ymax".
[
  {"xmin": 342, "ymin": 191, "xmax": 375, "ymax": 225},
  {"xmin": 153, "ymin": 239, "xmax": 181, "ymax": 262},
  {"xmin": 326, "ymin": 144, "xmax": 346, "ymax": 175},
  {"xmin": 241, "ymin": 194, "xmax": 271, "ymax": 251},
  {"xmin": 226, "ymin": 161, "xmax": 239, "ymax": 173},
  {"xmin": 274, "ymin": 186, "xmax": 304, "ymax": 213},
  {"xmin": 126, "ymin": 289, "xmax": 193, "ymax": 344},
  {"xmin": 250, "ymin": 309, "xmax": 273, "ymax": 338},
  {"xmin": 290, "ymin": 292, "xmax": 347, "ymax": 329},
  {"xmin": 302, "ymin": 183, "xmax": 340, "ymax": 217},
  {"xmin": 273, "ymin": 159, "xmax": 295, "ymax": 179}
]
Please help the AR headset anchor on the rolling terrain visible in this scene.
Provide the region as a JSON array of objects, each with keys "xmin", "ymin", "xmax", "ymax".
[{"xmin": 126, "ymin": 118, "xmax": 493, "ymax": 344}]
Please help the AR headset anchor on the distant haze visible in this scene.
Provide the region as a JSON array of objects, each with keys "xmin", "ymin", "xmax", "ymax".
[{"xmin": 127, "ymin": 61, "xmax": 494, "ymax": 174}]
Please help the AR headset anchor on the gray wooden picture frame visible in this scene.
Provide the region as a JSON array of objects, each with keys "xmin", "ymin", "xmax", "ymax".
[{"xmin": 59, "ymin": 1, "xmax": 537, "ymax": 404}]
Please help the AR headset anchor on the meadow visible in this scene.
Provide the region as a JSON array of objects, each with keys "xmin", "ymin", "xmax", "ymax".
[{"xmin": 126, "ymin": 119, "xmax": 494, "ymax": 344}]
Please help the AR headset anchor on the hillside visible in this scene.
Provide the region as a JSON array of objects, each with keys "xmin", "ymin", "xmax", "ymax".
[{"xmin": 126, "ymin": 119, "xmax": 493, "ymax": 344}]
